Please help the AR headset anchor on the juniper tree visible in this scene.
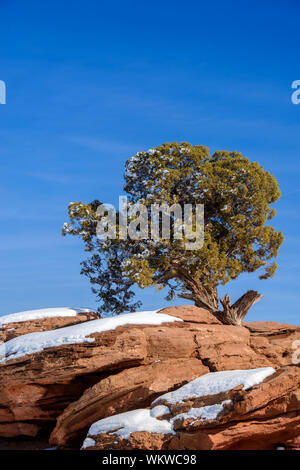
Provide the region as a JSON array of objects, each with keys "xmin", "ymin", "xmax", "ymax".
[{"xmin": 63, "ymin": 142, "xmax": 283, "ymax": 325}]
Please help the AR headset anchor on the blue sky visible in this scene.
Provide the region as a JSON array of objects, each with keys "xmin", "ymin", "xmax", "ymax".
[{"xmin": 0, "ymin": 0, "xmax": 299, "ymax": 323}]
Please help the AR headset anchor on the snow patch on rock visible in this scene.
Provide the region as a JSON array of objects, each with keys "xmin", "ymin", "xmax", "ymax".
[
  {"xmin": 150, "ymin": 405, "xmax": 171, "ymax": 418},
  {"xmin": 171, "ymin": 400, "xmax": 231, "ymax": 425},
  {"xmin": 81, "ymin": 367, "xmax": 276, "ymax": 447},
  {"xmin": 152, "ymin": 367, "xmax": 276, "ymax": 405},
  {"xmin": 0, "ymin": 307, "xmax": 93, "ymax": 327},
  {"xmin": 0, "ymin": 310, "xmax": 182, "ymax": 362},
  {"xmin": 81, "ymin": 437, "xmax": 96, "ymax": 449},
  {"xmin": 81, "ymin": 408, "xmax": 175, "ymax": 448}
]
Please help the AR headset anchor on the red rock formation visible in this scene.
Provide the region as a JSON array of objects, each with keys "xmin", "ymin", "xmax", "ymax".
[
  {"xmin": 0, "ymin": 305, "xmax": 299, "ymax": 450},
  {"xmin": 82, "ymin": 365, "xmax": 300, "ymax": 451},
  {"xmin": 50, "ymin": 359, "xmax": 209, "ymax": 447},
  {"xmin": 0, "ymin": 311, "xmax": 98, "ymax": 343}
]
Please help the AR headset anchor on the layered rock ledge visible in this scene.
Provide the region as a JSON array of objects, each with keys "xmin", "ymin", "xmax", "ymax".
[{"xmin": 0, "ymin": 305, "xmax": 299, "ymax": 450}]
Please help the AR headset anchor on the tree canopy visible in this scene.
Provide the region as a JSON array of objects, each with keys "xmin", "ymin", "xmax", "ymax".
[{"xmin": 63, "ymin": 142, "xmax": 283, "ymax": 324}]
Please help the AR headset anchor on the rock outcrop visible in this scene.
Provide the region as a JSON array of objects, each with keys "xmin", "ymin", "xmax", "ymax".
[
  {"xmin": 50, "ymin": 359, "xmax": 208, "ymax": 446},
  {"xmin": 0, "ymin": 305, "xmax": 299, "ymax": 450},
  {"xmin": 0, "ymin": 309, "xmax": 98, "ymax": 343},
  {"xmin": 81, "ymin": 365, "xmax": 300, "ymax": 451}
]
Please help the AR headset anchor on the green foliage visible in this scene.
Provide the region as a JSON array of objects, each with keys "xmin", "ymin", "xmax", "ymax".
[{"xmin": 63, "ymin": 142, "xmax": 283, "ymax": 315}]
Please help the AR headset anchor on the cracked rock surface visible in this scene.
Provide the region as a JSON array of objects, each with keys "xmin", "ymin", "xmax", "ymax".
[{"xmin": 0, "ymin": 305, "xmax": 299, "ymax": 450}]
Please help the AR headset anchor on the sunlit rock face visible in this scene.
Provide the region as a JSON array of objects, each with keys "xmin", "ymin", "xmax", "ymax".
[{"xmin": 0, "ymin": 305, "xmax": 299, "ymax": 450}]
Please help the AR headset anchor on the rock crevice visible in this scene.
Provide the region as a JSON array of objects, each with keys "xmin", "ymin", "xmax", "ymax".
[{"xmin": 0, "ymin": 305, "xmax": 299, "ymax": 450}]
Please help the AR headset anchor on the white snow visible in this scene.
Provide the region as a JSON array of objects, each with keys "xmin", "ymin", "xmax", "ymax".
[
  {"xmin": 81, "ymin": 367, "xmax": 276, "ymax": 445},
  {"xmin": 152, "ymin": 367, "xmax": 275, "ymax": 405},
  {"xmin": 81, "ymin": 437, "xmax": 96, "ymax": 449},
  {"xmin": 171, "ymin": 400, "xmax": 231, "ymax": 425},
  {"xmin": 0, "ymin": 307, "xmax": 93, "ymax": 327},
  {"xmin": 150, "ymin": 405, "xmax": 171, "ymax": 418},
  {"xmin": 0, "ymin": 310, "xmax": 182, "ymax": 363},
  {"xmin": 83, "ymin": 408, "xmax": 175, "ymax": 445},
  {"xmin": 82, "ymin": 400, "xmax": 230, "ymax": 447}
]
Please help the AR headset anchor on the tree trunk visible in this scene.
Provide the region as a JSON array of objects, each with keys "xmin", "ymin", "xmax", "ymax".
[
  {"xmin": 214, "ymin": 290, "xmax": 263, "ymax": 325},
  {"xmin": 179, "ymin": 282, "xmax": 263, "ymax": 326},
  {"xmin": 178, "ymin": 283, "xmax": 219, "ymax": 312}
]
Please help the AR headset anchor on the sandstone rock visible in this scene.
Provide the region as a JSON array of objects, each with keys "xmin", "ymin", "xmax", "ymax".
[
  {"xmin": 50, "ymin": 358, "xmax": 208, "ymax": 447},
  {"xmin": 284, "ymin": 435, "xmax": 300, "ymax": 450},
  {"xmin": 245, "ymin": 321, "xmax": 300, "ymax": 367},
  {"xmin": 82, "ymin": 365, "xmax": 300, "ymax": 451},
  {"xmin": 244, "ymin": 321, "xmax": 300, "ymax": 336},
  {"xmin": 0, "ymin": 311, "xmax": 99, "ymax": 342},
  {"xmin": 0, "ymin": 305, "xmax": 300, "ymax": 448},
  {"xmin": 0, "ymin": 313, "xmax": 185, "ymax": 438},
  {"xmin": 158, "ymin": 305, "xmax": 222, "ymax": 324}
]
